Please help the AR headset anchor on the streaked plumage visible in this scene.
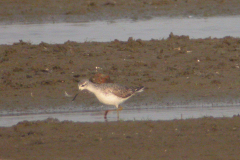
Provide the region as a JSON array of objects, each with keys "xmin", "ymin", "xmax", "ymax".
[{"xmin": 77, "ymin": 79, "xmax": 144, "ymax": 118}]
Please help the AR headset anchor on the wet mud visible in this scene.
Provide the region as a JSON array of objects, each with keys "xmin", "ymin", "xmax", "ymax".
[
  {"xmin": 1, "ymin": 0, "xmax": 240, "ymax": 24},
  {"xmin": 1, "ymin": 117, "xmax": 240, "ymax": 159},
  {"xmin": 1, "ymin": 34, "xmax": 240, "ymax": 159},
  {"xmin": 1, "ymin": 35, "xmax": 240, "ymax": 114}
]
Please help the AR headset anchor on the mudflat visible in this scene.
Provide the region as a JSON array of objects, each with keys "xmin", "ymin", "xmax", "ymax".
[
  {"xmin": 1, "ymin": 0, "xmax": 240, "ymax": 24},
  {"xmin": 1, "ymin": 117, "xmax": 240, "ymax": 159},
  {"xmin": 1, "ymin": 0, "xmax": 240, "ymax": 159}
]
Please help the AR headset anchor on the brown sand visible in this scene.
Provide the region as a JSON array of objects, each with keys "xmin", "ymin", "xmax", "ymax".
[
  {"xmin": 1, "ymin": 0, "xmax": 240, "ymax": 24},
  {"xmin": 1, "ymin": 117, "xmax": 240, "ymax": 159},
  {"xmin": 1, "ymin": 0, "xmax": 240, "ymax": 159}
]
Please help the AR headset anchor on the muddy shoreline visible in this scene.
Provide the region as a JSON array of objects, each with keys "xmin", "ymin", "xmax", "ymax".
[
  {"xmin": 1, "ymin": 0, "xmax": 240, "ymax": 159},
  {"xmin": 1, "ymin": 34, "xmax": 240, "ymax": 159},
  {"xmin": 1, "ymin": 0, "xmax": 240, "ymax": 24},
  {"xmin": 1, "ymin": 117, "xmax": 240, "ymax": 159},
  {"xmin": 1, "ymin": 35, "xmax": 240, "ymax": 114}
]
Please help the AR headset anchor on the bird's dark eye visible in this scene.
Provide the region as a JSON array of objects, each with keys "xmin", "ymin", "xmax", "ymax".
[{"xmin": 80, "ymin": 82, "xmax": 87, "ymax": 87}]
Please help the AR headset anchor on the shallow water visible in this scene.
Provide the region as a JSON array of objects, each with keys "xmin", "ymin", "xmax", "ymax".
[
  {"xmin": 1, "ymin": 106, "xmax": 240, "ymax": 127},
  {"xmin": 1, "ymin": 16, "xmax": 240, "ymax": 44}
]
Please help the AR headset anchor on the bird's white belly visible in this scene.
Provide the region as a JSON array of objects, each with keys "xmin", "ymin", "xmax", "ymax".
[{"xmin": 94, "ymin": 92, "xmax": 126, "ymax": 107}]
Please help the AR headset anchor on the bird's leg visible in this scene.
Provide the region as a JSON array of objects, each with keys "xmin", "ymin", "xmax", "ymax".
[
  {"xmin": 104, "ymin": 109, "xmax": 117, "ymax": 119},
  {"xmin": 104, "ymin": 110, "xmax": 110, "ymax": 119},
  {"xmin": 104, "ymin": 105, "xmax": 123, "ymax": 119},
  {"xmin": 117, "ymin": 105, "xmax": 123, "ymax": 120}
]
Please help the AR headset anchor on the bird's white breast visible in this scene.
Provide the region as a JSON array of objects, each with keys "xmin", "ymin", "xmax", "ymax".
[
  {"xmin": 94, "ymin": 92, "xmax": 126, "ymax": 107},
  {"xmin": 86, "ymin": 83, "xmax": 131, "ymax": 107}
]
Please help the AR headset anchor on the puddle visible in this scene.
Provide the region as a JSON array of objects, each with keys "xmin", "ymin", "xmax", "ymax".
[
  {"xmin": 1, "ymin": 106, "xmax": 240, "ymax": 127},
  {"xmin": 1, "ymin": 16, "xmax": 240, "ymax": 44}
]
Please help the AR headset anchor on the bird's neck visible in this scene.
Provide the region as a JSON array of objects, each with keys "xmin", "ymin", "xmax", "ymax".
[{"xmin": 86, "ymin": 82, "xmax": 98, "ymax": 93}]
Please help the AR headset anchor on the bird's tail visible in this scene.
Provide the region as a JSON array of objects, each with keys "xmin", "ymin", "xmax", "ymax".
[{"xmin": 135, "ymin": 86, "xmax": 144, "ymax": 93}]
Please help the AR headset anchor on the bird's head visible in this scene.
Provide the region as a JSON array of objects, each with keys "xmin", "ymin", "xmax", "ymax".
[{"xmin": 78, "ymin": 79, "xmax": 90, "ymax": 90}]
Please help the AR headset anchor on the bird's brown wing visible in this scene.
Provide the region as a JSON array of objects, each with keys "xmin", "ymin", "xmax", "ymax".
[{"xmin": 106, "ymin": 85, "xmax": 135, "ymax": 98}]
